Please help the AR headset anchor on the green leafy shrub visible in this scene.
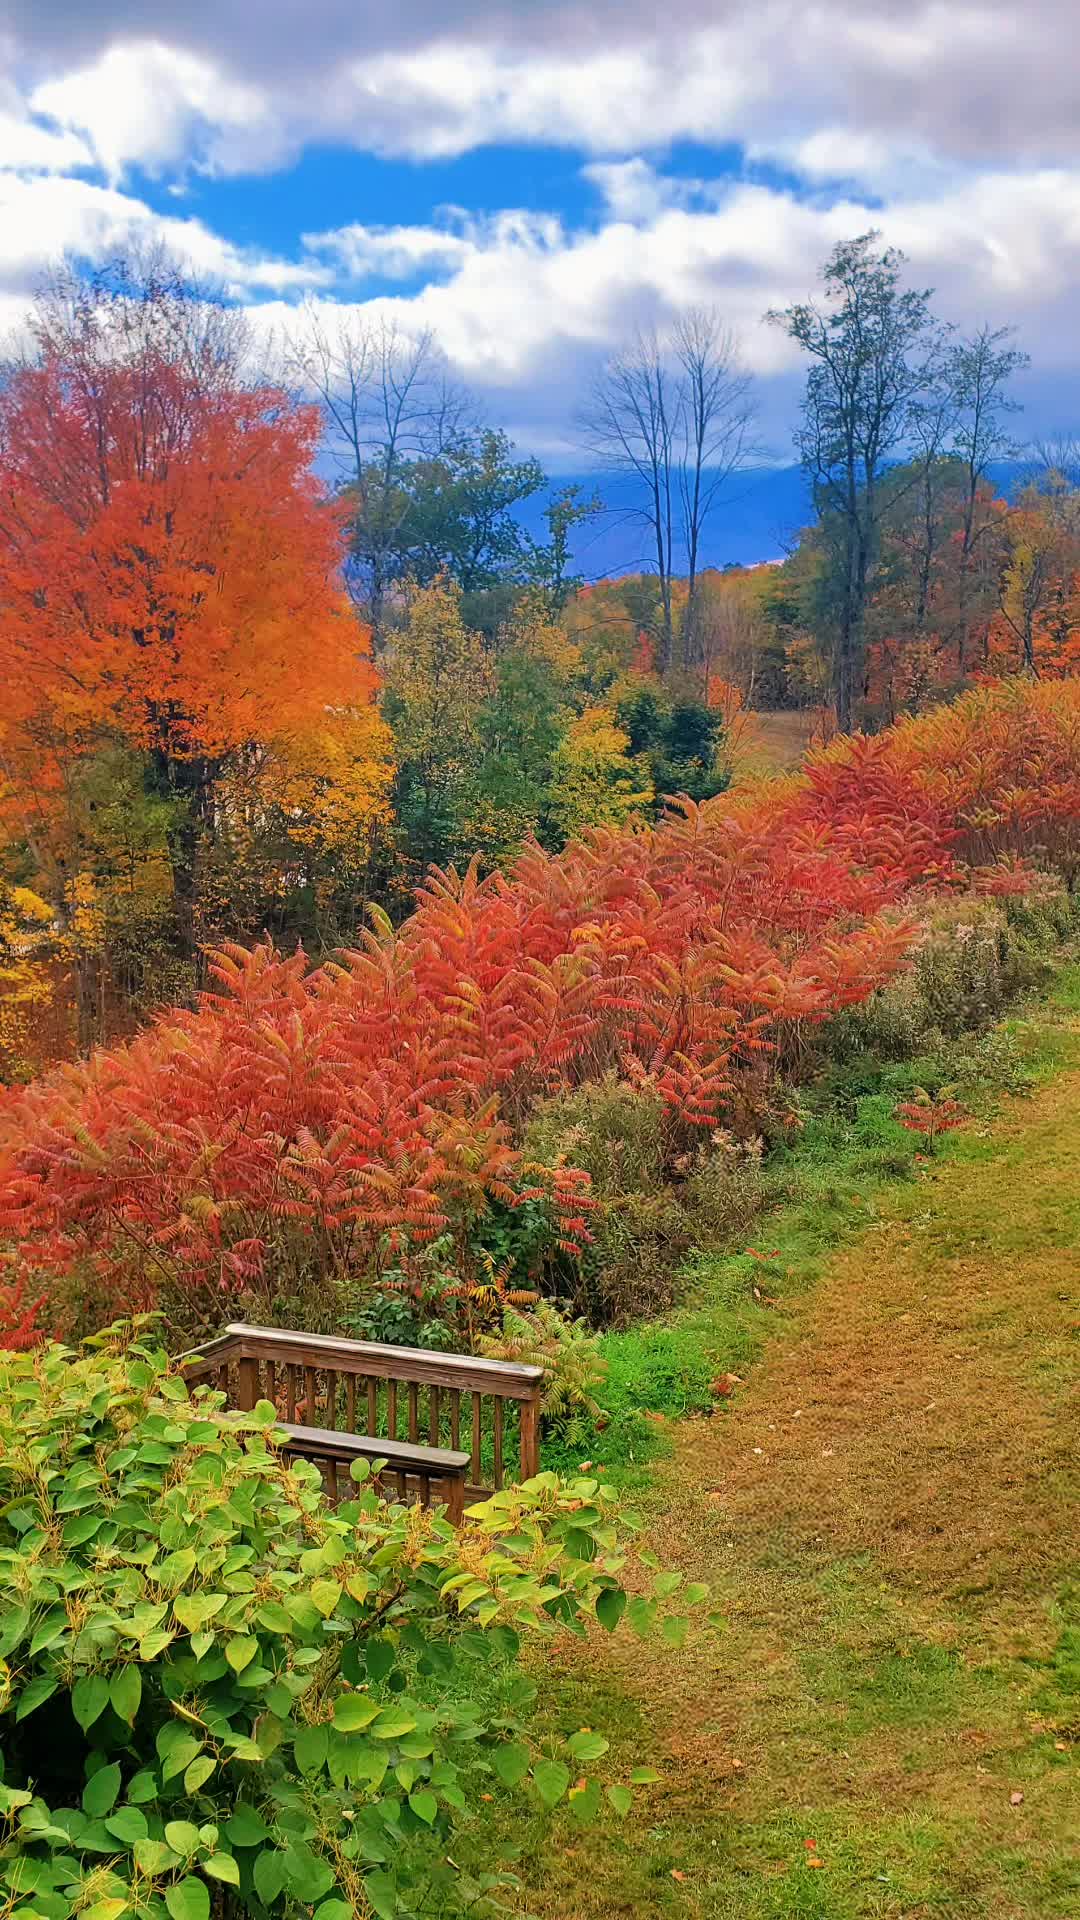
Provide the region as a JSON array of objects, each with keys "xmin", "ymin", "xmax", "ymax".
[
  {"xmin": 0, "ymin": 1327, "xmax": 707, "ymax": 1919},
  {"xmin": 478, "ymin": 1303, "xmax": 607, "ymax": 1438},
  {"xmin": 820, "ymin": 891, "xmax": 1075, "ymax": 1070},
  {"xmin": 525, "ymin": 1077, "xmax": 765, "ymax": 1325}
]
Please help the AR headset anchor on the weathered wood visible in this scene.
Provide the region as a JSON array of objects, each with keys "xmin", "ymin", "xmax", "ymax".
[
  {"xmin": 237, "ymin": 1356, "xmax": 258, "ymax": 1412},
  {"xmin": 183, "ymin": 1322, "xmax": 545, "ymax": 1504},
  {"xmin": 518, "ymin": 1389, "xmax": 541, "ymax": 1481},
  {"xmin": 217, "ymin": 1323, "xmax": 544, "ymax": 1400},
  {"xmin": 276, "ymin": 1422, "xmax": 468, "ymax": 1523}
]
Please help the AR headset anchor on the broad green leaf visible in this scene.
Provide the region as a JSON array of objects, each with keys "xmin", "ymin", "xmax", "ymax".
[
  {"xmin": 72, "ymin": 1674, "xmax": 110, "ymax": 1731},
  {"xmin": 654, "ymin": 1571, "xmax": 683, "ymax": 1597},
  {"xmin": 15, "ymin": 1674, "xmax": 58, "ymax": 1720},
  {"xmin": 568, "ymin": 1730, "xmax": 609, "ymax": 1763},
  {"xmin": 491, "ymin": 1742, "xmax": 531, "ymax": 1790},
  {"xmin": 661, "ymin": 1614, "xmax": 688, "ymax": 1649},
  {"xmin": 332, "ymin": 1695, "xmax": 380, "ymax": 1733},
  {"xmin": 164, "ymin": 1878, "xmax": 209, "ymax": 1920},
  {"xmin": 225, "ymin": 1805, "xmax": 270, "ymax": 1848},
  {"xmin": 293, "ymin": 1723, "xmax": 329, "ymax": 1773},
  {"xmin": 164, "ymin": 1820, "xmax": 202, "ymax": 1857},
  {"xmin": 225, "ymin": 1636, "xmax": 258, "ymax": 1673},
  {"xmin": 595, "ymin": 1587, "xmax": 626, "ymax": 1632},
  {"xmin": 365, "ymin": 1637, "xmax": 395, "ymax": 1681},
  {"xmin": 315, "ymin": 1903, "xmax": 354, "ymax": 1920},
  {"xmin": 606, "ymin": 1784, "xmax": 633, "ymax": 1817},
  {"xmin": 105, "ymin": 1806, "xmax": 148, "ymax": 1844},
  {"xmin": 370, "ymin": 1712, "xmax": 417, "ymax": 1740},
  {"xmin": 81, "ymin": 1901, "xmax": 128, "ymax": 1920},
  {"xmin": 203, "ymin": 1854, "xmax": 240, "ymax": 1886},
  {"xmin": 626, "ymin": 1596, "xmax": 655, "ymax": 1640},
  {"xmin": 253, "ymin": 1851, "xmax": 286, "ymax": 1906},
  {"xmin": 408, "ymin": 1789, "xmax": 437, "ymax": 1825},
  {"xmin": 134, "ymin": 1839, "xmax": 181, "ymax": 1876},
  {"xmin": 138, "ymin": 1629, "xmax": 175, "ymax": 1661},
  {"xmin": 630, "ymin": 1766, "xmax": 662, "ymax": 1784},
  {"xmin": 173, "ymin": 1595, "xmax": 225, "ymax": 1633},
  {"xmin": 310, "ymin": 1579, "xmax": 342, "ymax": 1619},
  {"xmin": 160, "ymin": 1735, "xmax": 202, "ymax": 1781},
  {"xmin": 183, "ymin": 1756, "xmax": 216, "ymax": 1794},
  {"xmin": 532, "ymin": 1758, "xmax": 571, "ymax": 1807},
  {"xmin": 110, "ymin": 1665, "xmax": 142, "ymax": 1725},
  {"xmin": 685, "ymin": 1582, "xmax": 710, "ymax": 1606},
  {"xmin": 62, "ymin": 1513, "xmax": 102, "ymax": 1547},
  {"xmin": 568, "ymin": 1779, "xmax": 602, "ymax": 1825},
  {"xmin": 363, "ymin": 1872, "xmax": 398, "ymax": 1920},
  {"xmin": 82, "ymin": 1765, "xmax": 122, "ymax": 1817}
]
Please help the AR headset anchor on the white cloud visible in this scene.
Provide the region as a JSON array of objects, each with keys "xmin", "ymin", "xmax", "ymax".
[
  {"xmin": 0, "ymin": 110, "xmax": 92, "ymax": 174},
  {"xmin": 304, "ymin": 222, "xmax": 474, "ymax": 283},
  {"xmin": 6, "ymin": 5, "xmax": 1080, "ymax": 183},
  {"xmin": 0, "ymin": 171, "xmax": 332, "ymax": 303},
  {"xmin": 30, "ymin": 42, "xmax": 273, "ymax": 182},
  {"xmin": 2, "ymin": 2, "xmax": 1080, "ymax": 457}
]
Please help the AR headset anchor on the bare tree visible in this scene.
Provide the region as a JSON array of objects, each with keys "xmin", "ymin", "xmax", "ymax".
[
  {"xmin": 580, "ymin": 312, "xmax": 755, "ymax": 673},
  {"xmin": 580, "ymin": 330, "xmax": 678, "ymax": 667},
  {"xmin": 948, "ymin": 326, "xmax": 1029, "ymax": 670},
  {"xmin": 769, "ymin": 233, "xmax": 946, "ymax": 731},
  {"xmin": 289, "ymin": 308, "xmax": 471, "ymax": 642},
  {"xmin": 674, "ymin": 310, "xmax": 756, "ymax": 662}
]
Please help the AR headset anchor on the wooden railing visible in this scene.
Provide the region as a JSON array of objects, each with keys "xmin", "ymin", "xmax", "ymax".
[{"xmin": 182, "ymin": 1322, "xmax": 545, "ymax": 1511}]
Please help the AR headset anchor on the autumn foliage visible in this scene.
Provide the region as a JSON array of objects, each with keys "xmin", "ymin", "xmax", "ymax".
[{"xmin": 1, "ymin": 674, "xmax": 1077, "ymax": 1339}]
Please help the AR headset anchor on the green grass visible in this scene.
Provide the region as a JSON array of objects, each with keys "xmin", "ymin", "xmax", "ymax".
[{"xmin": 447, "ymin": 964, "xmax": 1080, "ymax": 1919}]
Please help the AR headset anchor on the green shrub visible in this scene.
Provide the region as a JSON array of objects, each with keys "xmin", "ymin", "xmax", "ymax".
[
  {"xmin": 525, "ymin": 1078, "xmax": 765, "ymax": 1326},
  {"xmin": 0, "ymin": 1327, "xmax": 706, "ymax": 1919},
  {"xmin": 820, "ymin": 891, "xmax": 1077, "ymax": 1071},
  {"xmin": 478, "ymin": 1303, "xmax": 607, "ymax": 1439}
]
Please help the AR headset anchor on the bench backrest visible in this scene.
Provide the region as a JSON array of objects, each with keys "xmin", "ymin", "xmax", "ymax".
[{"xmin": 182, "ymin": 1321, "xmax": 544, "ymax": 1497}]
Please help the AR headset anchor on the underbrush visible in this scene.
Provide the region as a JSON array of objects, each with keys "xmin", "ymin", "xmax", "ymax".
[{"xmin": 537, "ymin": 910, "xmax": 1080, "ymax": 1485}]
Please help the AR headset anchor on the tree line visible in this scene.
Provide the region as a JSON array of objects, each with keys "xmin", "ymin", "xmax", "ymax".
[{"xmin": 0, "ymin": 235, "xmax": 1066, "ymax": 1074}]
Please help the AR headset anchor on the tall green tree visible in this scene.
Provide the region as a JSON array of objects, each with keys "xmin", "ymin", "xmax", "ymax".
[{"xmin": 768, "ymin": 233, "xmax": 945, "ymax": 730}]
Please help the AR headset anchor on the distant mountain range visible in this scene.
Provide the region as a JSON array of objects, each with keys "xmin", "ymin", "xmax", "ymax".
[
  {"xmin": 519, "ymin": 461, "xmax": 1028, "ymax": 582},
  {"xmin": 515, "ymin": 466, "xmax": 814, "ymax": 581}
]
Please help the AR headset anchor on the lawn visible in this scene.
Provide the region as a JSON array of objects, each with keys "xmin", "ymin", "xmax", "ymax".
[{"xmin": 466, "ymin": 978, "xmax": 1080, "ymax": 1917}]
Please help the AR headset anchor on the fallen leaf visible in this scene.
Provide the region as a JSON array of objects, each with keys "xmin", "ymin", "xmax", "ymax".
[
  {"xmin": 806, "ymin": 1857, "xmax": 825, "ymax": 1870},
  {"xmin": 1009, "ymin": 1790, "xmax": 1024, "ymax": 1807},
  {"xmin": 671, "ymin": 1869, "xmax": 688, "ymax": 1882}
]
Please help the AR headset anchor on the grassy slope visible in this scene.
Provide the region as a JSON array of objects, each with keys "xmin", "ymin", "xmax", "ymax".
[{"xmin": 489, "ymin": 976, "xmax": 1080, "ymax": 1918}]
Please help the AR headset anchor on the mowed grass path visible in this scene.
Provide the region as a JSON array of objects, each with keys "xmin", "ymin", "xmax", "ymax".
[{"xmin": 506, "ymin": 1045, "xmax": 1080, "ymax": 1917}]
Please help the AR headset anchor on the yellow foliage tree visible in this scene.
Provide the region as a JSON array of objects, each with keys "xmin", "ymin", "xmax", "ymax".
[{"xmin": 547, "ymin": 707, "xmax": 654, "ymax": 839}]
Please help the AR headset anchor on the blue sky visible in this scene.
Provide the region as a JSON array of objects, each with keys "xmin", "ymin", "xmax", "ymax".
[{"xmin": 2, "ymin": 0, "xmax": 1079, "ymax": 498}]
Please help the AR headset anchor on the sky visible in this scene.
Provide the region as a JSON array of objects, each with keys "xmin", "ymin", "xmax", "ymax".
[{"xmin": 3, "ymin": 0, "xmax": 1080, "ymax": 488}]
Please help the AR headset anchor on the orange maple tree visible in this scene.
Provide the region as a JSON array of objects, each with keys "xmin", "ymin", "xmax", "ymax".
[{"xmin": 0, "ymin": 263, "xmax": 384, "ymax": 951}]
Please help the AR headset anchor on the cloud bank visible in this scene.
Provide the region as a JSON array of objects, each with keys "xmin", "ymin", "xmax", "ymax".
[{"xmin": 2, "ymin": 2, "xmax": 1079, "ymax": 454}]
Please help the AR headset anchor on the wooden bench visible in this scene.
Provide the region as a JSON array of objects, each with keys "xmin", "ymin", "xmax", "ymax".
[
  {"xmin": 276, "ymin": 1422, "xmax": 470, "ymax": 1521},
  {"xmin": 182, "ymin": 1322, "xmax": 544, "ymax": 1513}
]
